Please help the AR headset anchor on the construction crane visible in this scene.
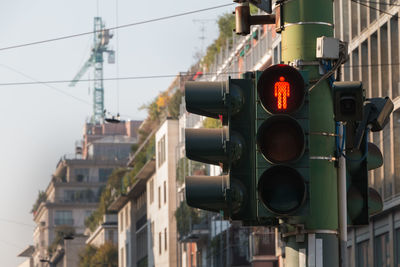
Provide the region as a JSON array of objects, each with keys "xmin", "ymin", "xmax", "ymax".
[{"xmin": 69, "ymin": 17, "xmax": 115, "ymax": 124}]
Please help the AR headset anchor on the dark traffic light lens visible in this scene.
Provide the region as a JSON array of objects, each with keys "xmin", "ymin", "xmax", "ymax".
[
  {"xmin": 258, "ymin": 166, "xmax": 306, "ymax": 215},
  {"xmin": 257, "ymin": 64, "xmax": 305, "ymax": 114},
  {"xmin": 257, "ymin": 116, "xmax": 305, "ymax": 163}
]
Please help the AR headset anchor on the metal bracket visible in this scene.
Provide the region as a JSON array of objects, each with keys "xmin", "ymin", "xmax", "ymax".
[
  {"xmin": 290, "ymin": 60, "xmax": 320, "ymax": 67},
  {"xmin": 309, "ymin": 131, "xmax": 338, "ymax": 137},
  {"xmin": 282, "ymin": 229, "xmax": 339, "ymax": 238},
  {"xmin": 309, "ymin": 156, "xmax": 338, "ymax": 162},
  {"xmin": 283, "ymin": 21, "xmax": 334, "ymax": 29}
]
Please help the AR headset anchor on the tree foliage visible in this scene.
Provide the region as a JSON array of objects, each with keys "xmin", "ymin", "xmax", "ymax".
[
  {"xmin": 175, "ymin": 201, "xmax": 201, "ymax": 238},
  {"xmin": 201, "ymin": 5, "xmax": 259, "ymax": 70},
  {"xmin": 84, "ymin": 168, "xmax": 128, "ymax": 232},
  {"xmin": 31, "ymin": 190, "xmax": 47, "ymax": 213},
  {"xmin": 79, "ymin": 242, "xmax": 118, "ymax": 267},
  {"xmin": 48, "ymin": 225, "xmax": 75, "ymax": 253},
  {"xmin": 168, "ymin": 89, "xmax": 183, "ymax": 119},
  {"xmin": 202, "ymin": 117, "xmax": 222, "ymax": 129}
]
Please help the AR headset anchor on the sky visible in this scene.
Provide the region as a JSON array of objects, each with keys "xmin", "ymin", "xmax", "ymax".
[{"xmin": 0, "ymin": 0, "xmax": 234, "ymax": 265}]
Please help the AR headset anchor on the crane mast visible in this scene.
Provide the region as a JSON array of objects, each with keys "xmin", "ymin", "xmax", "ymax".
[{"xmin": 70, "ymin": 17, "xmax": 114, "ymax": 124}]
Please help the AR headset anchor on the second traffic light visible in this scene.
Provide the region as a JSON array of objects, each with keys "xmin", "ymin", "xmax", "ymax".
[
  {"xmin": 185, "ymin": 75, "xmax": 256, "ymax": 222},
  {"xmin": 255, "ymin": 64, "xmax": 309, "ymax": 224}
]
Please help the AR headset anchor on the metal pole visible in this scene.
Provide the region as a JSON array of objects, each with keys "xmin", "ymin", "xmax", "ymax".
[
  {"xmin": 338, "ymin": 123, "xmax": 347, "ymax": 267},
  {"xmin": 281, "ymin": 0, "xmax": 339, "ymax": 266}
]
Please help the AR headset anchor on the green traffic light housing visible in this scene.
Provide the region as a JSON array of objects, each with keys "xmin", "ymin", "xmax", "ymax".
[
  {"xmin": 344, "ymin": 92, "xmax": 393, "ymax": 226},
  {"xmin": 255, "ymin": 64, "xmax": 309, "ymax": 221},
  {"xmin": 184, "ymin": 76, "xmax": 256, "ymax": 221},
  {"xmin": 333, "ymin": 81, "xmax": 364, "ymax": 122}
]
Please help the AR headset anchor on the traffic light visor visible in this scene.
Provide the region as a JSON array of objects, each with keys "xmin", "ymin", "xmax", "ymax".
[
  {"xmin": 258, "ymin": 166, "xmax": 306, "ymax": 215},
  {"xmin": 257, "ymin": 64, "xmax": 305, "ymax": 114},
  {"xmin": 257, "ymin": 115, "xmax": 305, "ymax": 163}
]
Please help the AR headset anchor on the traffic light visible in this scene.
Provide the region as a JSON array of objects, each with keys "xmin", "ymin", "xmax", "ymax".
[
  {"xmin": 343, "ymin": 96, "xmax": 393, "ymax": 225},
  {"xmin": 255, "ymin": 64, "xmax": 309, "ymax": 224},
  {"xmin": 333, "ymin": 81, "xmax": 364, "ymax": 122},
  {"xmin": 184, "ymin": 75, "xmax": 256, "ymax": 221}
]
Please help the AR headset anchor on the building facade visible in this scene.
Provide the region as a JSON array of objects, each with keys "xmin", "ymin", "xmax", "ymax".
[
  {"xmin": 30, "ymin": 120, "xmax": 141, "ymax": 267},
  {"xmin": 333, "ymin": 1, "xmax": 400, "ymax": 267},
  {"xmin": 109, "ymin": 155, "xmax": 155, "ymax": 267},
  {"xmin": 147, "ymin": 119, "xmax": 179, "ymax": 267}
]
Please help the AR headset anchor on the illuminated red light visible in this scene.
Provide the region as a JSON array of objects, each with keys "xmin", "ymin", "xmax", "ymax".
[{"xmin": 274, "ymin": 76, "xmax": 290, "ymax": 110}]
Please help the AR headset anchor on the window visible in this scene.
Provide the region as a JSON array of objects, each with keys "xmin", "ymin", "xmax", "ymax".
[
  {"xmin": 164, "ymin": 227, "xmax": 167, "ymax": 251},
  {"xmin": 150, "ymin": 179, "xmax": 154, "ymax": 204},
  {"xmin": 120, "ymin": 210, "xmax": 124, "ymax": 232},
  {"xmin": 395, "ymin": 228, "xmax": 400, "ymax": 267},
  {"xmin": 164, "ymin": 181, "xmax": 167, "ymax": 204},
  {"xmin": 151, "ymin": 221, "xmax": 155, "ymax": 247},
  {"xmin": 125, "ymin": 206, "xmax": 129, "ymax": 228},
  {"xmin": 356, "ymin": 240, "xmax": 369, "ymax": 267},
  {"xmin": 99, "ymin": 168, "xmax": 113, "ymax": 182},
  {"xmin": 63, "ymin": 190, "xmax": 75, "ymax": 202},
  {"xmin": 394, "ymin": 110, "xmax": 400, "ymax": 195},
  {"xmin": 157, "ymin": 135, "xmax": 166, "ymax": 167},
  {"xmin": 374, "ymin": 233, "xmax": 390, "ymax": 267},
  {"xmin": 74, "ymin": 168, "xmax": 89, "ymax": 182},
  {"xmin": 136, "ymin": 191, "xmax": 146, "ymax": 211},
  {"xmin": 159, "ymin": 232, "xmax": 162, "ymax": 254},
  {"xmin": 158, "ymin": 186, "xmax": 161, "ymax": 209},
  {"xmin": 54, "ymin": 210, "xmax": 73, "ymax": 225},
  {"xmin": 109, "ymin": 230, "xmax": 114, "ymax": 243}
]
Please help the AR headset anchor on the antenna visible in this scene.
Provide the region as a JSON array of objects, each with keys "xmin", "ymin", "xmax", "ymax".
[{"xmin": 192, "ymin": 19, "xmax": 214, "ymax": 55}]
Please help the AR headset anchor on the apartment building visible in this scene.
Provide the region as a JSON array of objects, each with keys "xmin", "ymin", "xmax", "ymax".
[
  {"xmin": 29, "ymin": 120, "xmax": 141, "ymax": 267},
  {"xmin": 147, "ymin": 118, "xmax": 179, "ymax": 267},
  {"xmin": 109, "ymin": 141, "xmax": 155, "ymax": 267},
  {"xmin": 333, "ymin": 1, "xmax": 400, "ymax": 266}
]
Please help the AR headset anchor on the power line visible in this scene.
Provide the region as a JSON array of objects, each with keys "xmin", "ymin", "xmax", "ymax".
[
  {"xmin": 0, "ymin": 3, "xmax": 235, "ymax": 52},
  {"xmin": 3, "ymin": 61, "xmax": 400, "ymax": 87},
  {"xmin": 0, "ymin": 218, "xmax": 35, "ymax": 228},
  {"xmin": 0, "ymin": 239, "xmax": 25, "ymax": 250},
  {"xmin": 0, "ymin": 63, "xmax": 91, "ymax": 105},
  {"xmin": 0, "ymin": 72, "xmax": 236, "ymax": 86},
  {"xmin": 355, "ymin": 0, "xmax": 400, "ymax": 7},
  {"xmin": 351, "ymin": 0, "xmax": 400, "ymax": 17}
]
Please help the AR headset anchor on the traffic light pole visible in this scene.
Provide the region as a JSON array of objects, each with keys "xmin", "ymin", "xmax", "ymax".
[
  {"xmin": 279, "ymin": 0, "xmax": 339, "ymax": 266},
  {"xmin": 338, "ymin": 123, "xmax": 347, "ymax": 267}
]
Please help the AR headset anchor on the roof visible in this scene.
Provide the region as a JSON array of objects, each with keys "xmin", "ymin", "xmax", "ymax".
[{"xmin": 18, "ymin": 245, "xmax": 35, "ymax": 257}]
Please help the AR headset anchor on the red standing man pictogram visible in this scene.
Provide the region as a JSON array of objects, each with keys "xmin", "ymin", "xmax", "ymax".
[{"xmin": 274, "ymin": 76, "xmax": 290, "ymax": 110}]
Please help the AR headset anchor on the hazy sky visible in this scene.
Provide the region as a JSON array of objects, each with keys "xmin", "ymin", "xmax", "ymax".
[{"xmin": 0, "ymin": 0, "xmax": 233, "ymax": 265}]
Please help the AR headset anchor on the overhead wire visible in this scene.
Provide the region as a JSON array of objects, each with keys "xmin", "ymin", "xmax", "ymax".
[
  {"xmin": 354, "ymin": 0, "xmax": 400, "ymax": 7},
  {"xmin": 0, "ymin": 63, "xmax": 91, "ymax": 105},
  {"xmin": 351, "ymin": 0, "xmax": 400, "ymax": 17},
  {"xmin": 4, "ymin": 60, "xmax": 400, "ymax": 87},
  {"xmin": 0, "ymin": 3, "xmax": 235, "ymax": 52},
  {"xmin": 0, "ymin": 239, "xmax": 25, "ymax": 250},
  {"xmin": 0, "ymin": 217, "xmax": 35, "ymax": 228},
  {"xmin": 115, "ymin": 0, "xmax": 120, "ymax": 115}
]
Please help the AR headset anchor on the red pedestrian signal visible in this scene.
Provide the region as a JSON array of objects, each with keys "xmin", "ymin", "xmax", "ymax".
[
  {"xmin": 274, "ymin": 76, "xmax": 290, "ymax": 110},
  {"xmin": 258, "ymin": 64, "xmax": 305, "ymax": 114}
]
